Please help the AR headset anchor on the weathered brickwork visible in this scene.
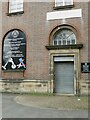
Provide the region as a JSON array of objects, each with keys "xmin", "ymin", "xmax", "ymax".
[{"xmin": 0, "ymin": 1, "xmax": 89, "ymax": 95}]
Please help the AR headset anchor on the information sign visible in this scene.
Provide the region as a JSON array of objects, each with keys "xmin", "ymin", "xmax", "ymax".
[
  {"xmin": 81, "ymin": 63, "xmax": 90, "ymax": 73},
  {"xmin": 2, "ymin": 29, "xmax": 26, "ymax": 70}
]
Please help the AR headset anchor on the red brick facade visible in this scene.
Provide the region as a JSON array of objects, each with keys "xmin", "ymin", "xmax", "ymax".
[{"xmin": 0, "ymin": 1, "xmax": 89, "ymax": 94}]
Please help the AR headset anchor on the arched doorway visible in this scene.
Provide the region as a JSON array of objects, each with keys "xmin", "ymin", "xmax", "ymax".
[
  {"xmin": 53, "ymin": 28, "xmax": 76, "ymax": 94},
  {"xmin": 46, "ymin": 25, "xmax": 83, "ymax": 95}
]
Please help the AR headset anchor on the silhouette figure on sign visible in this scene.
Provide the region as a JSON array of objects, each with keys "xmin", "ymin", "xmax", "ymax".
[
  {"xmin": 2, "ymin": 58, "xmax": 16, "ymax": 70},
  {"xmin": 17, "ymin": 58, "xmax": 26, "ymax": 69},
  {"xmin": 83, "ymin": 63, "xmax": 89, "ymax": 72}
]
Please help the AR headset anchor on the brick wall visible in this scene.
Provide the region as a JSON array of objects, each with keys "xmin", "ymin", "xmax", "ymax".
[
  {"xmin": 1, "ymin": 2, "xmax": 50, "ymax": 80},
  {"xmin": 2, "ymin": 2, "xmax": 88, "ymax": 79},
  {"xmin": 0, "ymin": 2, "xmax": 89, "ymax": 94}
]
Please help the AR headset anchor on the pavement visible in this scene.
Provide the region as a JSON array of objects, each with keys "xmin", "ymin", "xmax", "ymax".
[
  {"xmin": 15, "ymin": 93, "xmax": 89, "ymax": 110},
  {"xmin": 2, "ymin": 93, "xmax": 89, "ymax": 118}
]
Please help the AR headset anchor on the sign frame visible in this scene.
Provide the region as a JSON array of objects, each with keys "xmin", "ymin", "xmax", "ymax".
[
  {"xmin": 2, "ymin": 29, "xmax": 26, "ymax": 71},
  {"xmin": 81, "ymin": 62, "xmax": 90, "ymax": 73}
]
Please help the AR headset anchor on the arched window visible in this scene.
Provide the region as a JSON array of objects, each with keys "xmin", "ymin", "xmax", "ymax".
[{"xmin": 53, "ymin": 28, "xmax": 76, "ymax": 45}]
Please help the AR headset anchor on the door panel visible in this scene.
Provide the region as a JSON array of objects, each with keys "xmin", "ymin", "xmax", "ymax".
[{"xmin": 54, "ymin": 62, "xmax": 74, "ymax": 94}]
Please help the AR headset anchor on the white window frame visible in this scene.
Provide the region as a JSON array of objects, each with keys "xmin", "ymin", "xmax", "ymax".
[
  {"xmin": 9, "ymin": 0, "xmax": 23, "ymax": 13},
  {"xmin": 55, "ymin": 0, "xmax": 73, "ymax": 7},
  {"xmin": 53, "ymin": 29, "xmax": 76, "ymax": 46}
]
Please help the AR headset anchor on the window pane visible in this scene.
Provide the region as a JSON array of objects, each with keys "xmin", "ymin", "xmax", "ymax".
[
  {"xmin": 65, "ymin": 0, "xmax": 72, "ymax": 5},
  {"xmin": 72, "ymin": 39, "xmax": 75, "ymax": 44},
  {"xmin": 67, "ymin": 40, "xmax": 70, "ymax": 45},
  {"xmin": 58, "ymin": 40, "xmax": 62, "ymax": 45},
  {"xmin": 55, "ymin": 0, "xmax": 63, "ymax": 7},
  {"xmin": 54, "ymin": 40, "xmax": 57, "ymax": 45},
  {"xmin": 55, "ymin": 0, "xmax": 73, "ymax": 7},
  {"xmin": 63, "ymin": 40, "xmax": 66, "ymax": 45}
]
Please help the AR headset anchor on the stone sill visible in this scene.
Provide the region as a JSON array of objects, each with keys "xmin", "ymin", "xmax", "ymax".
[
  {"xmin": 0, "ymin": 79, "xmax": 48, "ymax": 83},
  {"xmin": 7, "ymin": 11, "xmax": 24, "ymax": 16},
  {"xmin": 53, "ymin": 5, "xmax": 74, "ymax": 10},
  {"xmin": 46, "ymin": 44, "xmax": 83, "ymax": 50}
]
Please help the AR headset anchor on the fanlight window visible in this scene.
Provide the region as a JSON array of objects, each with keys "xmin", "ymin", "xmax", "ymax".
[{"xmin": 53, "ymin": 29, "xmax": 76, "ymax": 45}]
